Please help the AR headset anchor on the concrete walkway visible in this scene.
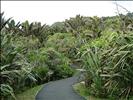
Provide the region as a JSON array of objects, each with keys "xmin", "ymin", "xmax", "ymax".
[{"xmin": 36, "ymin": 75, "xmax": 85, "ymax": 100}]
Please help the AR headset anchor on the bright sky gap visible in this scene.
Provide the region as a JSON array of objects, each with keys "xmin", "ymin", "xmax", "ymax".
[{"xmin": 1, "ymin": 1, "xmax": 133, "ymax": 25}]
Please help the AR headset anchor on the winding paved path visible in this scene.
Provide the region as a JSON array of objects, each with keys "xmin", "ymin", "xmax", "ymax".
[{"xmin": 36, "ymin": 75, "xmax": 85, "ymax": 100}]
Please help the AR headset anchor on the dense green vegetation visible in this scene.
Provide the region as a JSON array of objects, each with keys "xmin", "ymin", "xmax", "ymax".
[
  {"xmin": 0, "ymin": 10, "xmax": 133, "ymax": 100},
  {"xmin": 73, "ymin": 82, "xmax": 107, "ymax": 100},
  {"xmin": 16, "ymin": 84, "xmax": 43, "ymax": 100}
]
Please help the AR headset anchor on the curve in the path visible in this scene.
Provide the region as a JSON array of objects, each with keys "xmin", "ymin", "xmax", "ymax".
[{"xmin": 36, "ymin": 76, "xmax": 85, "ymax": 100}]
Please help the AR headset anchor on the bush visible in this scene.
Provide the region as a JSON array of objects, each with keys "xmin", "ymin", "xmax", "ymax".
[
  {"xmin": 31, "ymin": 66, "xmax": 49, "ymax": 84},
  {"xmin": 40, "ymin": 47, "xmax": 74, "ymax": 80},
  {"xmin": 80, "ymin": 32, "xmax": 133, "ymax": 99},
  {"xmin": 46, "ymin": 33, "xmax": 78, "ymax": 59},
  {"xmin": 0, "ymin": 29, "xmax": 34, "ymax": 99},
  {"xmin": 53, "ymin": 64, "xmax": 74, "ymax": 79}
]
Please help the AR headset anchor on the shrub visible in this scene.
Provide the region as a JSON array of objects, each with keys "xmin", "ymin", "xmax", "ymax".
[
  {"xmin": 80, "ymin": 32, "xmax": 133, "ymax": 99},
  {"xmin": 31, "ymin": 66, "xmax": 49, "ymax": 84},
  {"xmin": 0, "ymin": 30, "xmax": 35, "ymax": 99},
  {"xmin": 45, "ymin": 33, "xmax": 78, "ymax": 59},
  {"xmin": 40, "ymin": 47, "xmax": 74, "ymax": 80}
]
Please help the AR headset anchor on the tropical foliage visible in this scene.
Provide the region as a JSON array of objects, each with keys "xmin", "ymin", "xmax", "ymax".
[
  {"xmin": 0, "ymin": 10, "xmax": 133, "ymax": 100},
  {"xmin": 79, "ymin": 13, "xmax": 133, "ymax": 99}
]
